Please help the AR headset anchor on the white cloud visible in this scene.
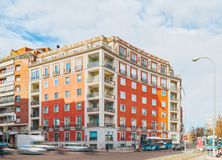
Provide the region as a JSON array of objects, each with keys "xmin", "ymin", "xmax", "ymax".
[{"xmin": 0, "ymin": 0, "xmax": 222, "ymax": 130}]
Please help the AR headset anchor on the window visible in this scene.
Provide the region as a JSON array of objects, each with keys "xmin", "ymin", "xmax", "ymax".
[
  {"xmin": 131, "ymin": 81, "xmax": 137, "ymax": 89},
  {"xmin": 142, "ymin": 108, "xmax": 147, "ymax": 115},
  {"xmin": 152, "ymin": 99, "xmax": 157, "ymax": 106},
  {"xmin": 161, "ymin": 101, "xmax": 166, "ymax": 107},
  {"xmin": 54, "ymin": 132, "xmax": 59, "ymax": 142},
  {"xmin": 77, "ymin": 74, "xmax": 82, "ymax": 82},
  {"xmin": 44, "ymin": 119, "xmax": 48, "ymax": 126},
  {"xmin": 161, "ymin": 78, "xmax": 167, "ymax": 88},
  {"xmin": 131, "ymin": 94, "xmax": 136, "ymax": 102},
  {"xmin": 89, "ymin": 131, "xmax": 97, "ymax": 141},
  {"xmin": 44, "ymin": 67, "xmax": 49, "ymax": 77},
  {"xmin": 44, "ymin": 94, "xmax": 48, "ymax": 101},
  {"xmin": 16, "ymin": 117, "xmax": 21, "ymax": 123},
  {"xmin": 64, "ymin": 104, "xmax": 70, "ymax": 112},
  {"xmin": 15, "ymin": 85, "xmax": 20, "ymax": 92},
  {"xmin": 151, "ymin": 62, "xmax": 157, "ymax": 71},
  {"xmin": 131, "ymin": 106, "xmax": 136, "ymax": 114},
  {"xmin": 65, "ymin": 77, "xmax": 70, "ymax": 84},
  {"xmin": 131, "ymin": 52, "xmax": 137, "ymax": 63},
  {"xmin": 151, "ymin": 75, "xmax": 157, "ymax": 85},
  {"xmin": 142, "ymin": 85, "xmax": 147, "ymax": 92},
  {"xmin": 77, "ymin": 89, "xmax": 81, "ymax": 96},
  {"xmin": 54, "ymin": 104, "xmax": 59, "ymax": 113},
  {"xmin": 44, "ymin": 106, "xmax": 48, "ymax": 114},
  {"xmin": 54, "ymin": 64, "xmax": 59, "ymax": 75},
  {"xmin": 152, "ymin": 88, "xmax": 157, "ymax": 94},
  {"xmin": 76, "ymin": 102, "xmax": 82, "ymax": 110},
  {"xmin": 120, "ymin": 104, "xmax": 126, "ymax": 112},
  {"xmin": 131, "ymin": 119, "xmax": 136, "ymax": 127},
  {"xmin": 64, "ymin": 116, "xmax": 70, "ymax": 125},
  {"xmin": 152, "ymin": 121, "xmax": 157, "ymax": 130},
  {"xmin": 31, "ymin": 69, "xmax": 40, "ymax": 80},
  {"xmin": 119, "ymin": 46, "xmax": 126, "ymax": 57},
  {"xmin": 120, "ymin": 91, "xmax": 126, "ymax": 99},
  {"xmin": 54, "ymin": 92, "xmax": 59, "ymax": 99},
  {"xmin": 120, "ymin": 63, "xmax": 126, "ymax": 75},
  {"xmin": 161, "ymin": 65, "xmax": 167, "ymax": 75},
  {"xmin": 76, "ymin": 132, "xmax": 82, "ymax": 141},
  {"xmin": 151, "ymin": 133, "xmax": 156, "ymax": 137},
  {"xmin": 44, "ymin": 81, "xmax": 48, "ymax": 88},
  {"xmin": 64, "ymin": 132, "xmax": 70, "ymax": 142},
  {"xmin": 120, "ymin": 117, "xmax": 126, "ymax": 126},
  {"xmin": 141, "ymin": 57, "xmax": 148, "ymax": 68},
  {"xmin": 15, "ymin": 76, "xmax": 20, "ymax": 81},
  {"xmin": 105, "ymin": 131, "xmax": 113, "ymax": 141},
  {"xmin": 65, "ymin": 62, "xmax": 71, "ymax": 72},
  {"xmin": 54, "ymin": 118, "xmax": 60, "ymax": 126},
  {"xmin": 54, "ymin": 78, "xmax": 59, "ymax": 86},
  {"xmin": 131, "ymin": 67, "xmax": 137, "ymax": 79},
  {"xmin": 142, "ymin": 120, "xmax": 147, "ymax": 128},
  {"xmin": 15, "ymin": 106, "xmax": 20, "ymax": 112},
  {"xmin": 76, "ymin": 116, "xmax": 82, "ymax": 125},
  {"xmin": 139, "ymin": 96, "xmax": 146, "ymax": 104},
  {"xmin": 161, "ymin": 122, "xmax": 166, "ymax": 130},
  {"xmin": 65, "ymin": 90, "xmax": 70, "ymax": 98},
  {"xmin": 75, "ymin": 58, "xmax": 83, "ymax": 70},
  {"xmin": 15, "ymin": 96, "xmax": 20, "ymax": 102},
  {"xmin": 120, "ymin": 77, "xmax": 126, "ymax": 86},
  {"xmin": 162, "ymin": 90, "xmax": 166, "ymax": 96},
  {"xmin": 15, "ymin": 65, "xmax": 20, "ymax": 71},
  {"xmin": 141, "ymin": 71, "xmax": 147, "ymax": 82},
  {"xmin": 152, "ymin": 110, "xmax": 157, "ymax": 117},
  {"xmin": 161, "ymin": 112, "xmax": 166, "ymax": 118}
]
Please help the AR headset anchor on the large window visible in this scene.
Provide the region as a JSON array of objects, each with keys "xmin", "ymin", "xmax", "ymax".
[
  {"xmin": 77, "ymin": 89, "xmax": 82, "ymax": 96},
  {"xmin": 54, "ymin": 105, "xmax": 59, "ymax": 113},
  {"xmin": 151, "ymin": 62, "xmax": 157, "ymax": 71},
  {"xmin": 120, "ymin": 63, "xmax": 126, "ymax": 75},
  {"xmin": 54, "ymin": 64, "xmax": 59, "ymax": 75},
  {"xmin": 131, "ymin": 52, "xmax": 137, "ymax": 63},
  {"xmin": 131, "ymin": 67, "xmax": 137, "ymax": 79},
  {"xmin": 120, "ymin": 104, "xmax": 126, "ymax": 112},
  {"xmin": 65, "ymin": 62, "xmax": 71, "ymax": 72},
  {"xmin": 31, "ymin": 69, "xmax": 40, "ymax": 80},
  {"xmin": 152, "ymin": 99, "xmax": 157, "ymax": 106},
  {"xmin": 44, "ymin": 67, "xmax": 49, "ymax": 77},
  {"xmin": 64, "ymin": 132, "xmax": 70, "ymax": 142},
  {"xmin": 54, "ymin": 132, "xmax": 59, "ymax": 142},
  {"xmin": 161, "ymin": 78, "xmax": 167, "ymax": 88},
  {"xmin": 142, "ymin": 85, "xmax": 147, "ymax": 92},
  {"xmin": 120, "ymin": 77, "xmax": 126, "ymax": 86},
  {"xmin": 141, "ymin": 71, "xmax": 147, "ymax": 82},
  {"xmin": 131, "ymin": 106, "xmax": 136, "ymax": 114},
  {"xmin": 131, "ymin": 94, "xmax": 136, "ymax": 102},
  {"xmin": 119, "ymin": 46, "xmax": 126, "ymax": 58},
  {"xmin": 76, "ymin": 102, "xmax": 82, "ymax": 110},
  {"xmin": 89, "ymin": 131, "xmax": 97, "ymax": 141},
  {"xmin": 151, "ymin": 75, "xmax": 157, "ymax": 85},
  {"xmin": 131, "ymin": 81, "xmax": 137, "ymax": 89},
  {"xmin": 120, "ymin": 91, "xmax": 126, "ymax": 99},
  {"xmin": 44, "ymin": 106, "xmax": 48, "ymax": 114},
  {"xmin": 76, "ymin": 132, "xmax": 82, "ymax": 141},
  {"xmin": 142, "ymin": 97, "xmax": 147, "ymax": 104},
  {"xmin": 141, "ymin": 57, "xmax": 148, "ymax": 68},
  {"xmin": 64, "ymin": 104, "xmax": 70, "ymax": 111}
]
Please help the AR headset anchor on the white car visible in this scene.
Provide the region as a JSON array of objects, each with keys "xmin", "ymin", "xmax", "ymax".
[
  {"xmin": 34, "ymin": 145, "xmax": 57, "ymax": 151},
  {"xmin": 18, "ymin": 145, "xmax": 47, "ymax": 155},
  {"xmin": 64, "ymin": 143, "xmax": 93, "ymax": 152}
]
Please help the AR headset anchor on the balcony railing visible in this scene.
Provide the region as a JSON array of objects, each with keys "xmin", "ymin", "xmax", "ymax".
[
  {"xmin": 31, "ymin": 126, "xmax": 39, "ymax": 131},
  {"xmin": 31, "ymin": 101, "xmax": 39, "ymax": 106},
  {"xmin": 131, "ymin": 74, "xmax": 137, "ymax": 80},
  {"xmin": 141, "ymin": 78, "xmax": 148, "ymax": 83},
  {"xmin": 31, "ymin": 113, "xmax": 39, "ymax": 118},
  {"xmin": 87, "ymin": 92, "xmax": 99, "ymax": 98},
  {"xmin": 120, "ymin": 69, "xmax": 127, "ymax": 76},
  {"xmin": 63, "ymin": 124, "xmax": 70, "ymax": 130},
  {"xmin": 87, "ymin": 107, "xmax": 99, "ymax": 112},
  {"xmin": 170, "ymin": 97, "xmax": 178, "ymax": 101},
  {"xmin": 170, "ymin": 107, "xmax": 178, "ymax": 111},
  {"xmin": 104, "ymin": 107, "xmax": 115, "ymax": 113},
  {"xmin": 43, "ymin": 126, "xmax": 49, "ymax": 131},
  {"xmin": 170, "ymin": 86, "xmax": 177, "ymax": 91},
  {"xmin": 31, "ymin": 76, "xmax": 39, "ymax": 81},
  {"xmin": 75, "ymin": 65, "xmax": 82, "ymax": 71},
  {"xmin": 104, "ymin": 78, "xmax": 115, "ymax": 85},
  {"xmin": 0, "ymin": 109, "xmax": 14, "ymax": 114},
  {"xmin": 170, "ymin": 118, "xmax": 178, "ymax": 121},
  {"xmin": 43, "ymin": 74, "xmax": 49, "ymax": 78},
  {"xmin": 105, "ymin": 93, "xmax": 115, "ymax": 99},
  {"xmin": 120, "ymin": 124, "xmax": 126, "ymax": 129},
  {"xmin": 87, "ymin": 122, "xmax": 99, "ymax": 127},
  {"xmin": 119, "ymin": 53, "xmax": 127, "ymax": 58},
  {"xmin": 87, "ymin": 61, "xmax": 99, "ymax": 68},
  {"xmin": 170, "ymin": 128, "xmax": 178, "ymax": 132},
  {"xmin": 88, "ymin": 77, "xmax": 99, "ymax": 83},
  {"xmin": 141, "ymin": 126, "xmax": 147, "ymax": 131},
  {"xmin": 53, "ymin": 125, "xmax": 60, "ymax": 131},
  {"xmin": 131, "ymin": 126, "xmax": 137, "ymax": 130},
  {"xmin": 31, "ymin": 88, "xmax": 39, "ymax": 93},
  {"xmin": 0, "ymin": 99, "xmax": 14, "ymax": 104},
  {"xmin": 105, "ymin": 123, "xmax": 115, "ymax": 128},
  {"xmin": 53, "ymin": 71, "xmax": 60, "ymax": 76},
  {"xmin": 75, "ymin": 124, "xmax": 82, "ymax": 130},
  {"xmin": 104, "ymin": 63, "xmax": 115, "ymax": 71}
]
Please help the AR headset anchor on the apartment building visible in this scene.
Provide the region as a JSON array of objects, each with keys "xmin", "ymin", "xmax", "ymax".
[{"xmin": 28, "ymin": 35, "xmax": 182, "ymax": 149}]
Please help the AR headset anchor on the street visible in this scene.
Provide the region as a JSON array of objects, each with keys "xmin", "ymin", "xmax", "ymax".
[{"xmin": 3, "ymin": 150, "xmax": 181, "ymax": 160}]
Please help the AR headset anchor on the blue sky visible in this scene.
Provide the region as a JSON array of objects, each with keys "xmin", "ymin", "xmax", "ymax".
[{"xmin": 0, "ymin": 0, "xmax": 222, "ymax": 130}]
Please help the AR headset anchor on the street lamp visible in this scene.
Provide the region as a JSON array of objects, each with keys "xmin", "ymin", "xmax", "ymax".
[{"xmin": 192, "ymin": 57, "xmax": 216, "ymax": 157}]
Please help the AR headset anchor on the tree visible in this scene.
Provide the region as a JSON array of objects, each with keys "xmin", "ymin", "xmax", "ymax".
[
  {"xmin": 216, "ymin": 115, "xmax": 222, "ymax": 138},
  {"xmin": 189, "ymin": 127, "xmax": 196, "ymax": 144}
]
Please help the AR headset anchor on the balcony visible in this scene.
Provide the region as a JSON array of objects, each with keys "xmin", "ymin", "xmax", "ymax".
[
  {"xmin": 87, "ymin": 92, "xmax": 99, "ymax": 98},
  {"xmin": 170, "ymin": 97, "xmax": 178, "ymax": 101},
  {"xmin": 105, "ymin": 123, "xmax": 115, "ymax": 128},
  {"xmin": 63, "ymin": 124, "xmax": 70, "ymax": 130},
  {"xmin": 53, "ymin": 71, "xmax": 60, "ymax": 76},
  {"xmin": 75, "ymin": 65, "xmax": 83, "ymax": 71},
  {"xmin": 87, "ymin": 107, "xmax": 99, "ymax": 112},
  {"xmin": 53, "ymin": 125, "xmax": 60, "ymax": 131},
  {"xmin": 31, "ymin": 76, "xmax": 39, "ymax": 81},
  {"xmin": 141, "ymin": 78, "xmax": 148, "ymax": 83},
  {"xmin": 88, "ymin": 77, "xmax": 99, "ymax": 83},
  {"xmin": 119, "ymin": 124, "xmax": 126, "ymax": 129},
  {"xmin": 170, "ymin": 107, "xmax": 178, "ymax": 112},
  {"xmin": 120, "ymin": 69, "xmax": 127, "ymax": 76},
  {"xmin": 131, "ymin": 126, "xmax": 137, "ymax": 130},
  {"xmin": 31, "ymin": 101, "xmax": 39, "ymax": 106},
  {"xmin": 75, "ymin": 124, "xmax": 82, "ymax": 130},
  {"xmin": 31, "ymin": 126, "xmax": 39, "ymax": 131},
  {"xmin": 43, "ymin": 74, "xmax": 49, "ymax": 78},
  {"xmin": 31, "ymin": 88, "xmax": 39, "ymax": 93},
  {"xmin": 0, "ymin": 70, "xmax": 14, "ymax": 78},
  {"xmin": 87, "ymin": 122, "xmax": 99, "ymax": 127},
  {"xmin": 31, "ymin": 113, "xmax": 39, "ymax": 118},
  {"xmin": 170, "ymin": 128, "xmax": 178, "ymax": 132},
  {"xmin": 131, "ymin": 74, "xmax": 137, "ymax": 80},
  {"xmin": 104, "ymin": 78, "xmax": 115, "ymax": 86},
  {"xmin": 104, "ymin": 107, "xmax": 115, "ymax": 113},
  {"xmin": 170, "ymin": 117, "xmax": 178, "ymax": 121},
  {"xmin": 119, "ymin": 53, "xmax": 127, "ymax": 58},
  {"xmin": 0, "ymin": 109, "xmax": 14, "ymax": 114},
  {"xmin": 64, "ymin": 68, "xmax": 71, "ymax": 74},
  {"xmin": 141, "ymin": 126, "xmax": 147, "ymax": 131},
  {"xmin": 87, "ymin": 61, "xmax": 99, "ymax": 68},
  {"xmin": 104, "ymin": 63, "xmax": 115, "ymax": 71},
  {"xmin": 105, "ymin": 93, "xmax": 115, "ymax": 100}
]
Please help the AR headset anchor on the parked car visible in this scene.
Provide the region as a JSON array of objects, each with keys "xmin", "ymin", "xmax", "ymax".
[
  {"xmin": 0, "ymin": 143, "xmax": 15, "ymax": 155},
  {"xmin": 64, "ymin": 143, "xmax": 93, "ymax": 152},
  {"xmin": 172, "ymin": 143, "xmax": 185, "ymax": 151},
  {"xmin": 18, "ymin": 145, "xmax": 47, "ymax": 155},
  {"xmin": 34, "ymin": 144, "xmax": 57, "ymax": 151}
]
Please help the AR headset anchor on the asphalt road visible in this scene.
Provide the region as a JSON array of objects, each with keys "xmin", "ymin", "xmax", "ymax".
[{"xmin": 3, "ymin": 150, "xmax": 181, "ymax": 160}]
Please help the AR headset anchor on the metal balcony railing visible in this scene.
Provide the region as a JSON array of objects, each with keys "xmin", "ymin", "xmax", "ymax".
[
  {"xmin": 87, "ymin": 92, "xmax": 99, "ymax": 98},
  {"xmin": 104, "ymin": 63, "xmax": 115, "ymax": 71},
  {"xmin": 87, "ymin": 61, "xmax": 99, "ymax": 68},
  {"xmin": 170, "ymin": 107, "xmax": 178, "ymax": 111},
  {"xmin": 120, "ymin": 124, "xmax": 126, "ymax": 129},
  {"xmin": 87, "ymin": 107, "xmax": 99, "ymax": 112},
  {"xmin": 87, "ymin": 122, "xmax": 99, "ymax": 127},
  {"xmin": 104, "ymin": 78, "xmax": 115, "ymax": 85},
  {"xmin": 131, "ymin": 126, "xmax": 137, "ymax": 130},
  {"xmin": 31, "ymin": 113, "xmax": 39, "ymax": 118},
  {"xmin": 53, "ymin": 125, "xmax": 60, "ymax": 131},
  {"xmin": 0, "ymin": 99, "xmax": 14, "ymax": 104},
  {"xmin": 88, "ymin": 77, "xmax": 99, "ymax": 83},
  {"xmin": 31, "ymin": 88, "xmax": 39, "ymax": 93},
  {"xmin": 63, "ymin": 124, "xmax": 70, "ymax": 130},
  {"xmin": 31, "ymin": 101, "xmax": 39, "ymax": 106},
  {"xmin": 75, "ymin": 124, "xmax": 82, "ymax": 130},
  {"xmin": 104, "ymin": 107, "xmax": 115, "ymax": 113},
  {"xmin": 104, "ymin": 93, "xmax": 115, "ymax": 99},
  {"xmin": 120, "ymin": 69, "xmax": 127, "ymax": 76},
  {"xmin": 105, "ymin": 123, "xmax": 115, "ymax": 128}
]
